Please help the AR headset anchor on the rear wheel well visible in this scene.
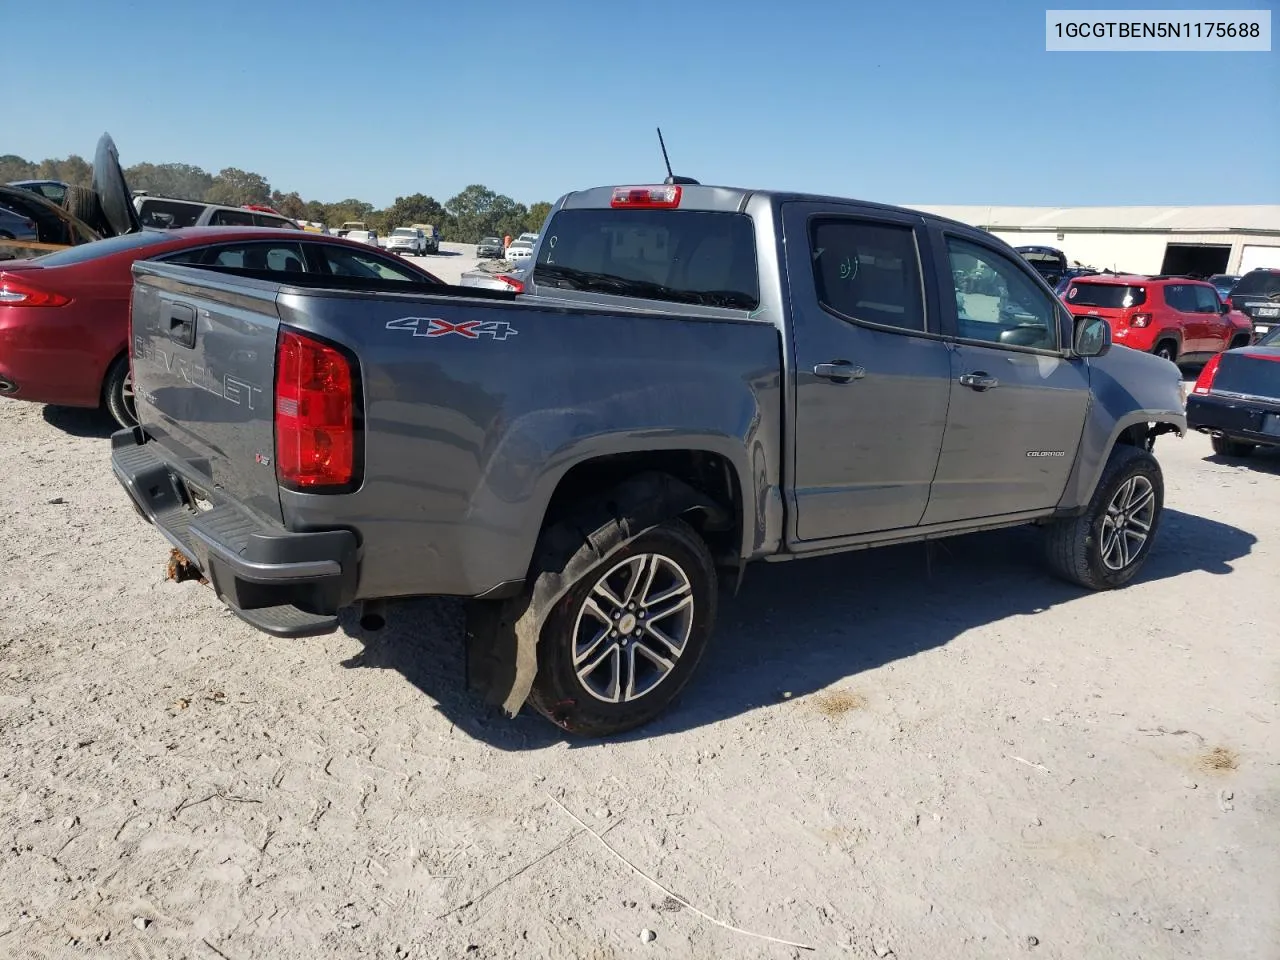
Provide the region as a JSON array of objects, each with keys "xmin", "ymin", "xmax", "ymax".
[
  {"xmin": 543, "ymin": 451, "xmax": 743, "ymax": 568},
  {"xmin": 1229, "ymin": 335, "xmax": 1251, "ymax": 350}
]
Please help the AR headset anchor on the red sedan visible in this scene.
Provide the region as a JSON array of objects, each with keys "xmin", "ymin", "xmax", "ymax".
[{"xmin": 0, "ymin": 228, "xmax": 442, "ymax": 427}]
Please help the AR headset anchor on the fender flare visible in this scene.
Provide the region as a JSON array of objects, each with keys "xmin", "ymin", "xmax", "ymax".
[
  {"xmin": 1076, "ymin": 411, "xmax": 1186, "ymax": 507},
  {"xmin": 465, "ymin": 471, "xmax": 729, "ymax": 718}
]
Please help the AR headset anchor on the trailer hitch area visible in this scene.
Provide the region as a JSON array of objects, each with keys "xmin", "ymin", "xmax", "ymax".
[{"xmin": 166, "ymin": 547, "xmax": 207, "ymax": 585}]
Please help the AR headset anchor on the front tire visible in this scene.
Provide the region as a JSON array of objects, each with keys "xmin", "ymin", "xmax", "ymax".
[
  {"xmin": 102, "ymin": 356, "xmax": 137, "ymax": 428},
  {"xmin": 527, "ymin": 516, "xmax": 717, "ymax": 737},
  {"xmin": 1211, "ymin": 435, "xmax": 1256, "ymax": 458},
  {"xmin": 1043, "ymin": 445, "xmax": 1164, "ymax": 590}
]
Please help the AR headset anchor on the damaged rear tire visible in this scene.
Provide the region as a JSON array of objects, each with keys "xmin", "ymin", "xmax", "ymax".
[{"xmin": 527, "ymin": 516, "xmax": 717, "ymax": 736}]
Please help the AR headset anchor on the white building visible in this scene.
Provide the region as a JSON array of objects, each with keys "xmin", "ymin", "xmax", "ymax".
[{"xmin": 908, "ymin": 204, "xmax": 1280, "ymax": 277}]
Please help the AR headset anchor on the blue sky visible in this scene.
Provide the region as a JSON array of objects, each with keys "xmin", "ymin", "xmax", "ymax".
[{"xmin": 11, "ymin": 0, "xmax": 1279, "ymax": 207}]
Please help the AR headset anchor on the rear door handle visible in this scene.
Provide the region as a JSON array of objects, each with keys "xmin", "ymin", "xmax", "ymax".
[
  {"xmin": 813, "ymin": 361, "xmax": 865, "ymax": 383},
  {"xmin": 958, "ymin": 372, "xmax": 999, "ymax": 391},
  {"xmin": 167, "ymin": 302, "xmax": 197, "ymax": 348}
]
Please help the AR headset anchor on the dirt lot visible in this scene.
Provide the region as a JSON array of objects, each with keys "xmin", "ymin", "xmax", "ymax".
[
  {"xmin": 399, "ymin": 242, "xmax": 481, "ymax": 286},
  {"xmin": 1, "ymin": 394, "xmax": 1277, "ymax": 960}
]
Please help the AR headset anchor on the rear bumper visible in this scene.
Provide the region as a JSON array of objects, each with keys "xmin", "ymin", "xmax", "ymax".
[
  {"xmin": 111, "ymin": 426, "xmax": 360, "ymax": 637},
  {"xmin": 1186, "ymin": 393, "xmax": 1280, "ymax": 446}
]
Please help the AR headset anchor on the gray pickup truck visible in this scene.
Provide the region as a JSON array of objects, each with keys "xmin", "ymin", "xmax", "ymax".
[{"xmin": 112, "ymin": 181, "xmax": 1187, "ymax": 736}]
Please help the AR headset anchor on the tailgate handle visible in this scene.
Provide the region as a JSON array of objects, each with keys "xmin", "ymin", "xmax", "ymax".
[{"xmin": 167, "ymin": 302, "xmax": 197, "ymax": 348}]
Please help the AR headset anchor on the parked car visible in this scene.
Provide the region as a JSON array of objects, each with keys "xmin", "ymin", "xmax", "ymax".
[
  {"xmin": 1187, "ymin": 324, "xmax": 1280, "ymax": 457},
  {"xmin": 1062, "ymin": 274, "xmax": 1252, "ymax": 364},
  {"xmin": 343, "ymin": 229, "xmax": 379, "ymax": 247},
  {"xmin": 1015, "ymin": 245, "xmax": 1069, "ymax": 288},
  {"xmin": 336, "ymin": 221, "xmax": 367, "ymax": 237},
  {"xmin": 7, "ymin": 179, "xmax": 70, "ymax": 206},
  {"xmin": 517, "ymin": 232, "xmax": 539, "ymax": 244},
  {"xmin": 1, "ymin": 134, "xmax": 139, "ymax": 261},
  {"xmin": 135, "ymin": 196, "xmax": 300, "ymax": 230},
  {"xmin": 0, "ymin": 227, "xmax": 442, "ymax": 428},
  {"xmin": 1224, "ymin": 268, "xmax": 1280, "ymax": 341},
  {"xmin": 412, "ymin": 224, "xmax": 441, "ymax": 254},
  {"xmin": 505, "ymin": 239, "xmax": 533, "ymax": 262},
  {"xmin": 476, "ymin": 236, "xmax": 505, "ymax": 259},
  {"xmin": 112, "ymin": 180, "xmax": 1186, "ymax": 736},
  {"xmin": 386, "ymin": 227, "xmax": 427, "ymax": 256},
  {"xmin": 0, "ymin": 204, "xmax": 39, "ymax": 242},
  {"xmin": 458, "ymin": 258, "xmax": 532, "ymax": 292},
  {"xmin": 1208, "ymin": 273, "xmax": 1241, "ymax": 302}
]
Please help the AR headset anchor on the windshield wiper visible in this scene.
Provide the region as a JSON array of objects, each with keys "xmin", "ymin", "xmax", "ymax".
[{"xmin": 533, "ymin": 264, "xmax": 756, "ymax": 309}]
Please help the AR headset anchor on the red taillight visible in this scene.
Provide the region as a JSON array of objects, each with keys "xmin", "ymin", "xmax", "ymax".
[
  {"xmin": 610, "ymin": 185, "xmax": 682, "ymax": 209},
  {"xmin": 0, "ymin": 276, "xmax": 71, "ymax": 307},
  {"xmin": 1129, "ymin": 313, "xmax": 1152, "ymax": 328},
  {"xmin": 1192, "ymin": 353, "xmax": 1222, "ymax": 395},
  {"xmin": 497, "ymin": 274, "xmax": 525, "ymax": 293},
  {"xmin": 274, "ymin": 329, "xmax": 358, "ymax": 490}
]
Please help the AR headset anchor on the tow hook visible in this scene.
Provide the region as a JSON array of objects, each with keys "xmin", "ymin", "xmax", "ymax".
[
  {"xmin": 359, "ymin": 599, "xmax": 387, "ymax": 631},
  {"xmin": 165, "ymin": 547, "xmax": 206, "ymax": 584}
]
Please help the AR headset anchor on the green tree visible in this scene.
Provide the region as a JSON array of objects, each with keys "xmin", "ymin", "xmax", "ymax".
[
  {"xmin": 36, "ymin": 155, "xmax": 92, "ymax": 186},
  {"xmin": 382, "ymin": 192, "xmax": 448, "ymax": 231},
  {"xmin": 205, "ymin": 167, "xmax": 272, "ymax": 206},
  {"xmin": 0, "ymin": 155, "xmax": 36, "ymax": 183},
  {"xmin": 321, "ymin": 199, "xmax": 375, "ymax": 227},
  {"xmin": 124, "ymin": 162, "xmax": 214, "ymax": 201},
  {"xmin": 270, "ymin": 190, "xmax": 307, "ymax": 220},
  {"xmin": 524, "ymin": 201, "xmax": 553, "ymax": 234},
  {"xmin": 445, "ymin": 184, "xmax": 528, "ymax": 243}
]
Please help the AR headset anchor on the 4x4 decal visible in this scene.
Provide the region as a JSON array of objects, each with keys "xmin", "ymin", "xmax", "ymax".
[{"xmin": 385, "ymin": 317, "xmax": 518, "ymax": 341}]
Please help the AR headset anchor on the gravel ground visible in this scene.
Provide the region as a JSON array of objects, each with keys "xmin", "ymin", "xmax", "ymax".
[
  {"xmin": 397, "ymin": 242, "xmax": 480, "ymax": 286},
  {"xmin": 1, "ymin": 390, "xmax": 1277, "ymax": 960}
]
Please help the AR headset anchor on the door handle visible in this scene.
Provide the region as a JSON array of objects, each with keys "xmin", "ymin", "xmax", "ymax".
[
  {"xmin": 813, "ymin": 361, "xmax": 865, "ymax": 383},
  {"xmin": 167, "ymin": 303, "xmax": 197, "ymax": 348},
  {"xmin": 958, "ymin": 372, "xmax": 999, "ymax": 391}
]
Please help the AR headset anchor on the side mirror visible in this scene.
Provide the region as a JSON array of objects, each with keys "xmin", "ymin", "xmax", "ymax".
[{"xmin": 1074, "ymin": 316, "xmax": 1112, "ymax": 357}]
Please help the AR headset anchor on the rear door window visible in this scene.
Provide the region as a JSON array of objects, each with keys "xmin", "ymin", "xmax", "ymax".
[
  {"xmin": 137, "ymin": 199, "xmax": 204, "ymax": 229},
  {"xmin": 810, "ymin": 218, "xmax": 926, "ymax": 332},
  {"xmin": 177, "ymin": 241, "xmax": 308, "ymax": 272},
  {"xmin": 1164, "ymin": 284, "xmax": 1195, "ymax": 312},
  {"xmin": 535, "ymin": 208, "xmax": 759, "ymax": 309},
  {"xmin": 313, "ymin": 243, "xmax": 427, "ymax": 281},
  {"xmin": 209, "ymin": 209, "xmax": 257, "ymax": 227}
]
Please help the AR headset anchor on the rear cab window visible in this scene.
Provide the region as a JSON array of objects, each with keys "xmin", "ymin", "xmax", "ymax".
[{"xmin": 534, "ymin": 207, "xmax": 760, "ymax": 310}]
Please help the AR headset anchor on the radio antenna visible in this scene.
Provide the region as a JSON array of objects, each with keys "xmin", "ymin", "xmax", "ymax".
[{"xmin": 656, "ymin": 127, "xmax": 699, "ymax": 185}]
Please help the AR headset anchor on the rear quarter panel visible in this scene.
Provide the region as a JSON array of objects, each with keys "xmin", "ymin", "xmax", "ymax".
[{"xmin": 278, "ymin": 292, "xmax": 784, "ymax": 599}]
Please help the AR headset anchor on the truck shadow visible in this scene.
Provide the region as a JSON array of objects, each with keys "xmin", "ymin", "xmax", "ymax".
[
  {"xmin": 340, "ymin": 508, "xmax": 1254, "ymax": 749},
  {"xmin": 41, "ymin": 405, "xmax": 118, "ymax": 438}
]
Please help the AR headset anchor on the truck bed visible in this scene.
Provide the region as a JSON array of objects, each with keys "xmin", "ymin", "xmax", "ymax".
[{"xmin": 120, "ymin": 260, "xmax": 783, "ymax": 627}]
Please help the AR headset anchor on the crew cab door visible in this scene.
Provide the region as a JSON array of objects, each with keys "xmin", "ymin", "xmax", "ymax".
[
  {"xmin": 782, "ymin": 202, "xmax": 951, "ymax": 542},
  {"xmin": 920, "ymin": 228, "xmax": 1090, "ymax": 525}
]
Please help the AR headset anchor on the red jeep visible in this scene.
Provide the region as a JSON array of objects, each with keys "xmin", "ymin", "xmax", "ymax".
[{"xmin": 1063, "ymin": 275, "xmax": 1253, "ymax": 364}]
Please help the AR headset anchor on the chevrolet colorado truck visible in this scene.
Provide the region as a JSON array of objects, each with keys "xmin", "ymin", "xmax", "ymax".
[{"xmin": 111, "ymin": 181, "xmax": 1187, "ymax": 736}]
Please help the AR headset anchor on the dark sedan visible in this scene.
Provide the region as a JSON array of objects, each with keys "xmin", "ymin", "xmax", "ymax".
[
  {"xmin": 1187, "ymin": 325, "xmax": 1280, "ymax": 458},
  {"xmin": 476, "ymin": 236, "xmax": 505, "ymax": 259}
]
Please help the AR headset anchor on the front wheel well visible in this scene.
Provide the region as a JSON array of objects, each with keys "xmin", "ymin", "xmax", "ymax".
[
  {"xmin": 542, "ymin": 451, "xmax": 743, "ymax": 568},
  {"xmin": 1115, "ymin": 420, "xmax": 1181, "ymax": 453}
]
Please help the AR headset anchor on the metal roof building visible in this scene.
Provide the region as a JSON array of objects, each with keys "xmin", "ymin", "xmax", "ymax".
[{"xmin": 906, "ymin": 204, "xmax": 1280, "ymax": 276}]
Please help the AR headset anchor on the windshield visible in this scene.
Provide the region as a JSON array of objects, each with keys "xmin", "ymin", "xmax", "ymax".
[
  {"xmin": 392, "ymin": 228, "xmax": 416, "ymax": 237},
  {"xmin": 1231, "ymin": 270, "xmax": 1280, "ymax": 298},
  {"xmin": 533, "ymin": 208, "xmax": 760, "ymax": 310},
  {"xmin": 481, "ymin": 238, "xmax": 500, "ymax": 244},
  {"xmin": 1066, "ymin": 282, "xmax": 1147, "ymax": 309}
]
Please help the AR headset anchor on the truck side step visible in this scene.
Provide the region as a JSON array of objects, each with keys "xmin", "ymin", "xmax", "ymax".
[{"xmin": 231, "ymin": 603, "xmax": 339, "ymax": 638}]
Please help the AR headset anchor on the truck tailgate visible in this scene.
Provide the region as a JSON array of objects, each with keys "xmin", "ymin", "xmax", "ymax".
[{"xmin": 129, "ymin": 261, "xmax": 284, "ymax": 523}]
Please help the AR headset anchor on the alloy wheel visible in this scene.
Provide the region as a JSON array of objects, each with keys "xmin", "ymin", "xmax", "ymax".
[
  {"xmin": 571, "ymin": 553, "xmax": 695, "ymax": 703},
  {"xmin": 1100, "ymin": 475, "xmax": 1156, "ymax": 571}
]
